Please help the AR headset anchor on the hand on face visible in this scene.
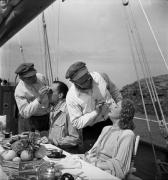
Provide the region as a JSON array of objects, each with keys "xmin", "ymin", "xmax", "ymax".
[
  {"xmin": 95, "ymin": 102, "xmax": 110, "ymax": 116},
  {"xmin": 108, "ymin": 103, "xmax": 121, "ymax": 119},
  {"xmin": 95, "ymin": 101, "xmax": 104, "ymax": 111},
  {"xmin": 37, "ymin": 86, "xmax": 51, "ymax": 103},
  {"xmin": 100, "ymin": 104, "xmax": 110, "ymax": 117}
]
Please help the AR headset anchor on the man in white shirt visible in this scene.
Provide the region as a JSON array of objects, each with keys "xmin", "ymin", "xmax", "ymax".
[
  {"xmin": 14, "ymin": 63, "xmax": 51, "ymax": 133},
  {"xmin": 65, "ymin": 61, "xmax": 122, "ymax": 129}
]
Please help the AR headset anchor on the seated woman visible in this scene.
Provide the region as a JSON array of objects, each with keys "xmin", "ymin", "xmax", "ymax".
[{"xmin": 84, "ymin": 98, "xmax": 135, "ymax": 179}]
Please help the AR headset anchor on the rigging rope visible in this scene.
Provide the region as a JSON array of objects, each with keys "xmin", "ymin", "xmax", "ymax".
[
  {"xmin": 123, "ymin": 1, "xmax": 161, "ymax": 134},
  {"xmin": 42, "ymin": 13, "xmax": 49, "ymax": 82},
  {"xmin": 128, "ymin": 3, "xmax": 168, "ymax": 138},
  {"xmin": 7, "ymin": 42, "xmax": 11, "ymax": 81},
  {"xmin": 51, "ymin": 3, "xmax": 57, "ymax": 81},
  {"xmin": 129, "ymin": 7, "xmax": 157, "ymax": 102},
  {"xmin": 56, "ymin": 0, "xmax": 61, "ymax": 80},
  {"xmin": 37, "ymin": 16, "xmax": 45, "ymax": 75},
  {"xmin": 42, "ymin": 12, "xmax": 54, "ymax": 84},
  {"xmin": 137, "ymin": 0, "xmax": 168, "ymax": 71},
  {"xmin": 122, "ymin": 2, "xmax": 163, "ymax": 177},
  {"xmin": 136, "ymin": 0, "xmax": 168, "ymax": 142},
  {"xmin": 123, "ymin": 0, "xmax": 168, "ymax": 144},
  {"xmin": 134, "ymin": 116, "xmax": 168, "ymax": 125},
  {"xmin": 132, "ymin": 0, "xmax": 168, "ymax": 179}
]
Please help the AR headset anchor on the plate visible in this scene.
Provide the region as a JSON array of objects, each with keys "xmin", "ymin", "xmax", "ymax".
[{"xmin": 46, "ymin": 149, "xmax": 66, "ymax": 158}]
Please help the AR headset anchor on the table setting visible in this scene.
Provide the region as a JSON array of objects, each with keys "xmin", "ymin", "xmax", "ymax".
[{"xmin": 0, "ymin": 131, "xmax": 120, "ymax": 180}]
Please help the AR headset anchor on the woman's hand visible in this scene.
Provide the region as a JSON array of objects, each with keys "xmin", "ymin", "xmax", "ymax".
[
  {"xmin": 84, "ymin": 151, "xmax": 97, "ymax": 163},
  {"xmin": 96, "ymin": 160, "xmax": 109, "ymax": 170}
]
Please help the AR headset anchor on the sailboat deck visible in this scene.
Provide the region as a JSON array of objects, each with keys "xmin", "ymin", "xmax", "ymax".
[{"xmin": 134, "ymin": 113, "xmax": 168, "ymax": 149}]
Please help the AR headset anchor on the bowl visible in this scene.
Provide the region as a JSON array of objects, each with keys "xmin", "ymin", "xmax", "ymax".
[{"xmin": 47, "ymin": 149, "xmax": 66, "ymax": 158}]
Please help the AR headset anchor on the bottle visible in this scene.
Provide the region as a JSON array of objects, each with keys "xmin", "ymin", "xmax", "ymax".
[
  {"xmin": 0, "ymin": 123, "xmax": 5, "ymax": 142},
  {"xmin": 38, "ymin": 162, "xmax": 62, "ymax": 180}
]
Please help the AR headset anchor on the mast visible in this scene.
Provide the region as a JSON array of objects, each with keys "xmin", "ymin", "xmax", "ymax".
[{"xmin": 42, "ymin": 12, "xmax": 53, "ymax": 85}]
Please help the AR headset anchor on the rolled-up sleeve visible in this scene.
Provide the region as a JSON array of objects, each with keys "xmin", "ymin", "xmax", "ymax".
[
  {"xmin": 66, "ymin": 97, "xmax": 98, "ymax": 129},
  {"xmin": 15, "ymin": 94, "xmax": 41, "ymax": 118},
  {"xmin": 14, "ymin": 73, "xmax": 49, "ymax": 118},
  {"xmin": 101, "ymin": 73, "xmax": 122, "ymax": 103}
]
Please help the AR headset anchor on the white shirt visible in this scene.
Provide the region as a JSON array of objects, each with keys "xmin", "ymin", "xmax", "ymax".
[
  {"xmin": 66, "ymin": 72, "xmax": 117, "ymax": 129},
  {"xmin": 15, "ymin": 73, "xmax": 49, "ymax": 118}
]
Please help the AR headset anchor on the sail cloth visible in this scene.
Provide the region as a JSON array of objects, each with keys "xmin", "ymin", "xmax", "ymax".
[{"xmin": 0, "ymin": 0, "xmax": 56, "ymax": 47}]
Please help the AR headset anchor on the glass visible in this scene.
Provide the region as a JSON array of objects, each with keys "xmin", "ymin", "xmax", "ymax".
[
  {"xmin": 3, "ymin": 131, "xmax": 10, "ymax": 138},
  {"xmin": 38, "ymin": 162, "xmax": 62, "ymax": 180},
  {"xmin": 0, "ymin": 122, "xmax": 5, "ymax": 142}
]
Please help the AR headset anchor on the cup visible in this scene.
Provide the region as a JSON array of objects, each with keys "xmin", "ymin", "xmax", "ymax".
[
  {"xmin": 3, "ymin": 131, "xmax": 10, "ymax": 138},
  {"xmin": 0, "ymin": 115, "xmax": 6, "ymax": 129}
]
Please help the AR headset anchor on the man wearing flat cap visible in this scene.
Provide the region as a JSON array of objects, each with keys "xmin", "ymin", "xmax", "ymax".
[
  {"xmin": 65, "ymin": 61, "xmax": 122, "ymax": 129},
  {"xmin": 14, "ymin": 63, "xmax": 51, "ymax": 133}
]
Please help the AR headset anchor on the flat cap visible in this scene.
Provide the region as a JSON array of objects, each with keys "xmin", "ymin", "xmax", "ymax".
[
  {"xmin": 15, "ymin": 63, "xmax": 37, "ymax": 78},
  {"xmin": 65, "ymin": 61, "xmax": 86, "ymax": 79}
]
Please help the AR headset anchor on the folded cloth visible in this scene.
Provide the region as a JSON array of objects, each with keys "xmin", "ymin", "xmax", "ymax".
[
  {"xmin": 0, "ymin": 166, "xmax": 8, "ymax": 180},
  {"xmin": 44, "ymin": 156, "xmax": 82, "ymax": 169},
  {"xmin": 59, "ymin": 157, "xmax": 82, "ymax": 169}
]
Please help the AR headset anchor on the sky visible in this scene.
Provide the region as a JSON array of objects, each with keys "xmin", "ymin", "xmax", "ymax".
[{"xmin": 0, "ymin": 0, "xmax": 168, "ymax": 88}]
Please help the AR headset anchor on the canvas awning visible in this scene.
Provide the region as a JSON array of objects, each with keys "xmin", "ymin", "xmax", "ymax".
[{"xmin": 0, "ymin": 0, "xmax": 56, "ymax": 47}]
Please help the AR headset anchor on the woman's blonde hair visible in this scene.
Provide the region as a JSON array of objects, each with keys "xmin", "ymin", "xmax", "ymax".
[{"xmin": 119, "ymin": 99, "xmax": 135, "ymax": 130}]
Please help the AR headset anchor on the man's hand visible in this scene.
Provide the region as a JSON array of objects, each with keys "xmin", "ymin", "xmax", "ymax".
[
  {"xmin": 84, "ymin": 151, "xmax": 97, "ymax": 163},
  {"xmin": 37, "ymin": 86, "xmax": 50, "ymax": 104},
  {"xmin": 100, "ymin": 103, "xmax": 110, "ymax": 117},
  {"xmin": 95, "ymin": 101, "xmax": 105, "ymax": 113},
  {"xmin": 117, "ymin": 100, "xmax": 122, "ymax": 108},
  {"xmin": 95, "ymin": 101, "xmax": 110, "ymax": 116},
  {"xmin": 96, "ymin": 160, "xmax": 109, "ymax": 170}
]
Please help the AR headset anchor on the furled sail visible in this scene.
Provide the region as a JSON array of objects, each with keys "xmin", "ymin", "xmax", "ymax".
[{"xmin": 0, "ymin": 0, "xmax": 56, "ymax": 47}]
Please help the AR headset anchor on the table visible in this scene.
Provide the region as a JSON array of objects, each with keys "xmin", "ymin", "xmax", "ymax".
[
  {"xmin": 0, "ymin": 143, "xmax": 120, "ymax": 180},
  {"xmin": 42, "ymin": 143, "xmax": 120, "ymax": 180},
  {"xmin": 0, "ymin": 165, "xmax": 8, "ymax": 180}
]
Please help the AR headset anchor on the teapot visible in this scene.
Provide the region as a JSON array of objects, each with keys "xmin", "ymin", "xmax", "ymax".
[
  {"xmin": 60, "ymin": 173, "xmax": 74, "ymax": 180},
  {"xmin": 38, "ymin": 162, "xmax": 62, "ymax": 180}
]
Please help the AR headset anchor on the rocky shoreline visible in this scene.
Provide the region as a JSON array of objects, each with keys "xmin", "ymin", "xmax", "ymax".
[{"xmin": 121, "ymin": 74, "xmax": 168, "ymax": 118}]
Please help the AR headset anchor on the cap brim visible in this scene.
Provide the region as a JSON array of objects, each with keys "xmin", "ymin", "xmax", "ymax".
[
  {"xmin": 19, "ymin": 70, "xmax": 36, "ymax": 78},
  {"xmin": 71, "ymin": 67, "xmax": 88, "ymax": 81}
]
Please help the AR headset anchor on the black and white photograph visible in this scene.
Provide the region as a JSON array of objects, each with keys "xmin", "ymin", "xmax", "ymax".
[{"xmin": 0, "ymin": 0, "xmax": 168, "ymax": 180}]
